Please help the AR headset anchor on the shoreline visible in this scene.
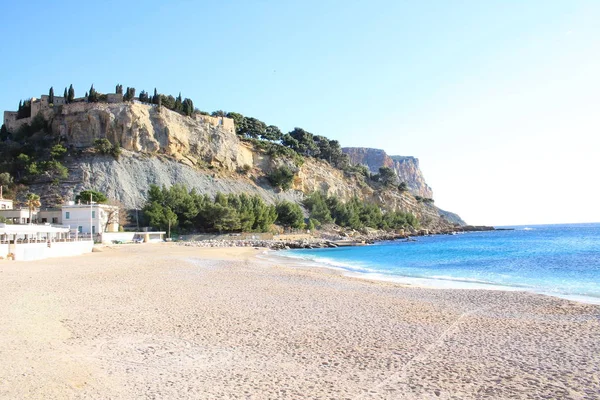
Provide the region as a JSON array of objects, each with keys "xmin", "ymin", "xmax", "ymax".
[
  {"xmin": 1, "ymin": 243, "xmax": 598, "ymax": 398},
  {"xmin": 263, "ymin": 247, "xmax": 600, "ymax": 306}
]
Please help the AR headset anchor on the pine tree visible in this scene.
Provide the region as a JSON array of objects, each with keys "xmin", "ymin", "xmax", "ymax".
[
  {"xmin": 49, "ymin": 87, "xmax": 54, "ymax": 104},
  {"xmin": 68, "ymin": 84, "xmax": 75, "ymax": 102}
]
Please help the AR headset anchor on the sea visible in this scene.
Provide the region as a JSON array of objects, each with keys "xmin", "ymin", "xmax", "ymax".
[{"xmin": 279, "ymin": 223, "xmax": 600, "ymax": 304}]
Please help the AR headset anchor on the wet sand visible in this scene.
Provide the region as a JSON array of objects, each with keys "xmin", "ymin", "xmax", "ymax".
[{"xmin": 0, "ymin": 243, "xmax": 598, "ymax": 399}]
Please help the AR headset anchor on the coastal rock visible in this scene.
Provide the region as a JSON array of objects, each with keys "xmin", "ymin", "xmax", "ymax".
[{"xmin": 342, "ymin": 147, "xmax": 433, "ymax": 198}]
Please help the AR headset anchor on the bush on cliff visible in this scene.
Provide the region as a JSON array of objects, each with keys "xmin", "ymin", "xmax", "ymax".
[{"xmin": 267, "ymin": 166, "xmax": 295, "ymax": 191}]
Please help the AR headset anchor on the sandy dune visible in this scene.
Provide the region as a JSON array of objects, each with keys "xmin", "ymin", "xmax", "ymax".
[{"xmin": 0, "ymin": 244, "xmax": 598, "ymax": 399}]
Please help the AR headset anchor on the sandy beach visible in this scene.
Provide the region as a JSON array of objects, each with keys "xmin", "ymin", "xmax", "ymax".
[{"xmin": 0, "ymin": 244, "xmax": 599, "ymax": 399}]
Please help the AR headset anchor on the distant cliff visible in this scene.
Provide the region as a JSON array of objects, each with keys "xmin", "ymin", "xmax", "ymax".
[{"xmin": 342, "ymin": 148, "xmax": 433, "ymax": 198}]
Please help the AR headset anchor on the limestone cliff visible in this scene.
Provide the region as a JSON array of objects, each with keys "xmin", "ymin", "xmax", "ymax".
[
  {"xmin": 342, "ymin": 147, "xmax": 433, "ymax": 198},
  {"xmin": 52, "ymin": 102, "xmax": 252, "ymax": 171},
  {"xmin": 24, "ymin": 102, "xmax": 463, "ymax": 230}
]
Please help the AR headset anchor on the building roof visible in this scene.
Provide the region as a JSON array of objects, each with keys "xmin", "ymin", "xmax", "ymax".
[{"xmin": 0, "ymin": 223, "xmax": 70, "ymax": 235}]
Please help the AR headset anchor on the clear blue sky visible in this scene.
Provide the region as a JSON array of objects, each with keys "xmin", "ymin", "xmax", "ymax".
[{"xmin": 1, "ymin": 1, "xmax": 599, "ymax": 225}]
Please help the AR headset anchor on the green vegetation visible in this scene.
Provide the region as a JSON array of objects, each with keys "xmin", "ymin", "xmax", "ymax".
[
  {"xmin": 50, "ymin": 144, "xmax": 67, "ymax": 159},
  {"xmin": 25, "ymin": 193, "xmax": 41, "ymax": 223},
  {"xmin": 93, "ymin": 138, "xmax": 122, "ymax": 159},
  {"xmin": 68, "ymin": 84, "xmax": 75, "ymax": 103},
  {"xmin": 76, "ymin": 190, "xmax": 108, "ymax": 204},
  {"xmin": 415, "ymin": 196, "xmax": 434, "ymax": 204},
  {"xmin": 267, "ymin": 166, "xmax": 295, "ymax": 191},
  {"xmin": 275, "ymin": 201, "xmax": 305, "ymax": 229},
  {"xmin": 142, "ymin": 184, "xmax": 278, "ymax": 234},
  {"xmin": 0, "ymin": 113, "xmax": 70, "ymax": 184},
  {"xmin": 16, "ymin": 99, "xmax": 31, "ymax": 119},
  {"xmin": 303, "ymin": 192, "xmax": 418, "ymax": 231},
  {"xmin": 224, "ymin": 111, "xmax": 350, "ymax": 171},
  {"xmin": 87, "ymin": 84, "xmax": 99, "ymax": 102},
  {"xmin": 378, "ymin": 167, "xmax": 398, "ymax": 187}
]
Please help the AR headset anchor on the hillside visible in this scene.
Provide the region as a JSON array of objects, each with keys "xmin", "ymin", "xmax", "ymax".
[{"xmin": 1, "ymin": 98, "xmax": 465, "ymax": 231}]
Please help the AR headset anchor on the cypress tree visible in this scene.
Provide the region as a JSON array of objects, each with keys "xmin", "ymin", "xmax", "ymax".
[
  {"xmin": 153, "ymin": 88, "xmax": 158, "ymax": 104},
  {"xmin": 49, "ymin": 87, "xmax": 54, "ymax": 104},
  {"xmin": 63, "ymin": 88, "xmax": 68, "ymax": 103},
  {"xmin": 175, "ymin": 92, "xmax": 182, "ymax": 112},
  {"xmin": 68, "ymin": 84, "xmax": 75, "ymax": 102}
]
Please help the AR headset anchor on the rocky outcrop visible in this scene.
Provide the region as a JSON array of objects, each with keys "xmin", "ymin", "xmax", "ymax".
[
  {"xmin": 52, "ymin": 102, "xmax": 253, "ymax": 171},
  {"xmin": 24, "ymin": 102, "xmax": 464, "ymax": 230},
  {"xmin": 342, "ymin": 147, "xmax": 433, "ymax": 198}
]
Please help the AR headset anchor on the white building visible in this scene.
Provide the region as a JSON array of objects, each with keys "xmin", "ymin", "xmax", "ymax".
[
  {"xmin": 0, "ymin": 186, "xmax": 14, "ymax": 210},
  {"xmin": 62, "ymin": 202, "xmax": 119, "ymax": 235},
  {"xmin": 0, "ymin": 223, "xmax": 93, "ymax": 261},
  {"xmin": 0, "ymin": 198, "xmax": 13, "ymax": 210}
]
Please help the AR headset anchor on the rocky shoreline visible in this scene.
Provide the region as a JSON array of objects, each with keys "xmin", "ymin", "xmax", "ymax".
[{"xmin": 177, "ymin": 225, "xmax": 500, "ymax": 250}]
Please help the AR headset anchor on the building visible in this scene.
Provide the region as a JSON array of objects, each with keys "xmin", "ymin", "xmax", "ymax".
[
  {"xmin": 0, "ymin": 208, "xmax": 35, "ymax": 225},
  {"xmin": 62, "ymin": 202, "xmax": 119, "ymax": 235},
  {"xmin": 0, "ymin": 189, "xmax": 37, "ymax": 224},
  {"xmin": 37, "ymin": 208, "xmax": 62, "ymax": 224},
  {"xmin": 0, "ymin": 198, "xmax": 13, "ymax": 210},
  {"xmin": 0, "ymin": 198, "xmax": 119, "ymax": 233},
  {"xmin": 0, "ymin": 186, "xmax": 13, "ymax": 210},
  {"xmin": 0, "ymin": 223, "xmax": 93, "ymax": 261}
]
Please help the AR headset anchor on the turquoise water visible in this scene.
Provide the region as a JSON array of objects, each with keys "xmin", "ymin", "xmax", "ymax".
[{"xmin": 283, "ymin": 223, "xmax": 600, "ymax": 304}]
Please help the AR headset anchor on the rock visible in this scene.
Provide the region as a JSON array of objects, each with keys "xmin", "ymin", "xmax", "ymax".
[{"xmin": 342, "ymin": 147, "xmax": 433, "ymax": 198}]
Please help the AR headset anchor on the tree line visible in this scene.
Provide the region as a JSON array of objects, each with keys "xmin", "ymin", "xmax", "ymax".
[
  {"xmin": 303, "ymin": 191, "xmax": 419, "ymax": 231},
  {"xmin": 141, "ymin": 184, "xmax": 417, "ymax": 236},
  {"xmin": 142, "ymin": 184, "xmax": 307, "ymax": 236}
]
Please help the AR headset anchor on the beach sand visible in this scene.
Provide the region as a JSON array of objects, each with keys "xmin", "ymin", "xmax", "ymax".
[{"xmin": 0, "ymin": 244, "xmax": 598, "ymax": 399}]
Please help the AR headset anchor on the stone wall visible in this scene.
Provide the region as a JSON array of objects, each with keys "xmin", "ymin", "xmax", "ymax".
[{"xmin": 3, "ymin": 111, "xmax": 30, "ymax": 132}]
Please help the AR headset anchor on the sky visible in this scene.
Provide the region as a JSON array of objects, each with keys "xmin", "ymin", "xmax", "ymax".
[{"xmin": 1, "ymin": 0, "xmax": 599, "ymax": 226}]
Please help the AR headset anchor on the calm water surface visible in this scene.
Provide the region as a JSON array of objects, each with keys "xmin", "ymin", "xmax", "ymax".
[{"xmin": 283, "ymin": 223, "xmax": 600, "ymax": 304}]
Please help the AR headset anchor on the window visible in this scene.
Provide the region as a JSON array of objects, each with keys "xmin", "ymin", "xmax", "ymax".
[
  {"xmin": 78, "ymin": 226, "xmax": 82, "ymax": 233},
  {"xmin": 92, "ymin": 225, "xmax": 96, "ymax": 234},
  {"xmin": 92, "ymin": 211, "xmax": 96, "ymax": 219},
  {"xmin": 66, "ymin": 212, "xmax": 70, "ymax": 219},
  {"xmin": 52, "ymin": 217, "xmax": 58, "ymax": 224},
  {"xmin": 42, "ymin": 218, "xmax": 48, "ymax": 223}
]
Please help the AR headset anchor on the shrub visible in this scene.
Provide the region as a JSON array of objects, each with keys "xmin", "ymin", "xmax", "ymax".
[{"xmin": 267, "ymin": 166, "xmax": 295, "ymax": 191}]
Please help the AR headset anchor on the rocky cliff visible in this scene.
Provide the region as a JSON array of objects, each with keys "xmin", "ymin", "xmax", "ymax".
[
  {"xmin": 342, "ymin": 147, "xmax": 433, "ymax": 198},
  {"xmin": 24, "ymin": 102, "xmax": 463, "ymax": 230}
]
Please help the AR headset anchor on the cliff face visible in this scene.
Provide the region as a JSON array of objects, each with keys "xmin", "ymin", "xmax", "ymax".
[
  {"xmin": 52, "ymin": 102, "xmax": 253, "ymax": 171},
  {"xmin": 342, "ymin": 147, "xmax": 433, "ymax": 198},
  {"xmin": 26, "ymin": 102, "xmax": 462, "ymax": 230}
]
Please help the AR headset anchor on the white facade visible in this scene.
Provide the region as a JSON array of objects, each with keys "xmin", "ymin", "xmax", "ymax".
[
  {"xmin": 0, "ymin": 198, "xmax": 13, "ymax": 210},
  {"xmin": 62, "ymin": 204, "xmax": 119, "ymax": 235}
]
